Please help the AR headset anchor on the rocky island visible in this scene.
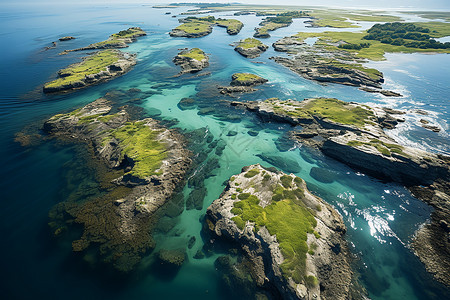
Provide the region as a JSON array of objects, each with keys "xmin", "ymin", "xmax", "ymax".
[
  {"xmin": 231, "ymin": 97, "xmax": 450, "ymax": 285},
  {"xmin": 218, "ymin": 73, "xmax": 268, "ymax": 95},
  {"xmin": 271, "ymin": 22, "xmax": 450, "ymax": 96},
  {"xmin": 44, "ymin": 97, "xmax": 191, "ymax": 271},
  {"xmin": 170, "ymin": 16, "xmax": 243, "ymax": 38},
  {"xmin": 43, "ymin": 50, "xmax": 136, "ymax": 93},
  {"xmin": 173, "ymin": 48, "xmax": 209, "ymax": 74},
  {"xmin": 234, "ymin": 38, "xmax": 269, "ymax": 58},
  {"xmin": 207, "ymin": 164, "xmax": 353, "ymax": 299},
  {"xmin": 61, "ymin": 27, "xmax": 146, "ymax": 53}
]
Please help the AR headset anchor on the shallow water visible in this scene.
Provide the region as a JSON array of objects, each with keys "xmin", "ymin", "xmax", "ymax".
[{"xmin": 0, "ymin": 3, "xmax": 449, "ymax": 299}]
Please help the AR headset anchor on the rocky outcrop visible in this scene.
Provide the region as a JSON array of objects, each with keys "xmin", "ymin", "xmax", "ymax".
[
  {"xmin": 218, "ymin": 73, "xmax": 268, "ymax": 95},
  {"xmin": 43, "ymin": 50, "xmax": 136, "ymax": 93},
  {"xmin": 173, "ymin": 48, "xmax": 209, "ymax": 74},
  {"xmin": 230, "ymin": 98, "xmax": 450, "ymax": 285},
  {"xmin": 207, "ymin": 164, "xmax": 353, "ymax": 299},
  {"xmin": 61, "ymin": 27, "xmax": 146, "ymax": 53},
  {"xmin": 235, "ymin": 38, "xmax": 269, "ymax": 58},
  {"xmin": 169, "ymin": 26, "xmax": 213, "ymax": 38},
  {"xmin": 59, "ymin": 36, "xmax": 75, "ymax": 41},
  {"xmin": 44, "ymin": 97, "xmax": 191, "ymax": 271}
]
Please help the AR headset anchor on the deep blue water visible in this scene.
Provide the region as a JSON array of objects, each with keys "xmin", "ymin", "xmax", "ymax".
[{"xmin": 0, "ymin": 3, "xmax": 449, "ymax": 300}]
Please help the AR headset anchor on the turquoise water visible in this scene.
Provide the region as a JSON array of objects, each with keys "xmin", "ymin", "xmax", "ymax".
[{"xmin": 0, "ymin": 3, "xmax": 449, "ymax": 299}]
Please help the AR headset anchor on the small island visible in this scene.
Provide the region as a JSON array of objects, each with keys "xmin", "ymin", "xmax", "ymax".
[
  {"xmin": 61, "ymin": 27, "xmax": 146, "ymax": 53},
  {"xmin": 43, "ymin": 50, "xmax": 136, "ymax": 93},
  {"xmin": 218, "ymin": 73, "xmax": 268, "ymax": 95},
  {"xmin": 207, "ymin": 164, "xmax": 353, "ymax": 299},
  {"xmin": 169, "ymin": 16, "xmax": 243, "ymax": 38},
  {"xmin": 44, "ymin": 97, "xmax": 191, "ymax": 271},
  {"xmin": 173, "ymin": 48, "xmax": 209, "ymax": 74},
  {"xmin": 59, "ymin": 36, "xmax": 75, "ymax": 41},
  {"xmin": 234, "ymin": 38, "xmax": 269, "ymax": 58}
]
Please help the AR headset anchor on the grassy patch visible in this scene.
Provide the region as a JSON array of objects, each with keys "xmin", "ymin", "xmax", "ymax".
[
  {"xmin": 44, "ymin": 50, "xmax": 121, "ymax": 89},
  {"xmin": 238, "ymin": 38, "xmax": 265, "ymax": 49},
  {"xmin": 112, "ymin": 121, "xmax": 167, "ymax": 178},
  {"xmin": 232, "ymin": 192, "xmax": 317, "ymax": 283},
  {"xmin": 233, "ymin": 73, "xmax": 261, "ymax": 81},
  {"xmin": 269, "ymin": 98, "xmax": 375, "ymax": 128},
  {"xmin": 175, "ymin": 21, "xmax": 212, "ymax": 34},
  {"xmin": 244, "ymin": 168, "xmax": 260, "ymax": 178},
  {"xmin": 347, "ymin": 139, "xmax": 407, "ymax": 157},
  {"xmin": 180, "ymin": 48, "xmax": 207, "ymax": 61},
  {"xmin": 295, "ymin": 23, "xmax": 450, "ymax": 61}
]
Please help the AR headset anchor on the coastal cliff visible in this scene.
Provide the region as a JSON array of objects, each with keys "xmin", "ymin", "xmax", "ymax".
[
  {"xmin": 44, "ymin": 97, "xmax": 191, "ymax": 271},
  {"xmin": 207, "ymin": 164, "xmax": 353, "ymax": 299}
]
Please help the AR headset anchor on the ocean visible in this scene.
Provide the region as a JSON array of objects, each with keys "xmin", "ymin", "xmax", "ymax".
[{"xmin": 0, "ymin": 3, "xmax": 449, "ymax": 299}]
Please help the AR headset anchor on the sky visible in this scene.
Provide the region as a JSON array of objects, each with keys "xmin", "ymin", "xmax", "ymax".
[{"xmin": 2, "ymin": 0, "xmax": 450, "ymax": 10}]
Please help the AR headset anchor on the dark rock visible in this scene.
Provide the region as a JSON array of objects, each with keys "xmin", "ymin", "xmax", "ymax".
[
  {"xmin": 248, "ymin": 130, "xmax": 259, "ymax": 137},
  {"xmin": 310, "ymin": 167, "xmax": 336, "ymax": 184},
  {"xmin": 186, "ymin": 187, "xmax": 206, "ymax": 210},
  {"xmin": 227, "ymin": 130, "xmax": 238, "ymax": 136},
  {"xmin": 256, "ymin": 153, "xmax": 301, "ymax": 173},
  {"xmin": 59, "ymin": 36, "xmax": 75, "ymax": 41},
  {"xmin": 188, "ymin": 236, "xmax": 196, "ymax": 249},
  {"xmin": 178, "ymin": 97, "xmax": 196, "ymax": 110}
]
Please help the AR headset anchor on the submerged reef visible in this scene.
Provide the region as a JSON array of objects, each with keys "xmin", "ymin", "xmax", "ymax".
[{"xmin": 207, "ymin": 164, "xmax": 354, "ymax": 299}]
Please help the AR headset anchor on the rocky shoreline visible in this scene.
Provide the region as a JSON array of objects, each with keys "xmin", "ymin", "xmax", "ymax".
[
  {"xmin": 43, "ymin": 97, "xmax": 191, "ymax": 271},
  {"xmin": 173, "ymin": 48, "xmax": 209, "ymax": 74},
  {"xmin": 43, "ymin": 50, "xmax": 136, "ymax": 93},
  {"xmin": 218, "ymin": 73, "xmax": 268, "ymax": 95},
  {"xmin": 230, "ymin": 97, "xmax": 450, "ymax": 285},
  {"xmin": 207, "ymin": 164, "xmax": 354, "ymax": 299},
  {"xmin": 235, "ymin": 38, "xmax": 269, "ymax": 58}
]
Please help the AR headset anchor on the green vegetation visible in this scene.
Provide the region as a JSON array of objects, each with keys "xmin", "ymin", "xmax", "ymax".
[
  {"xmin": 112, "ymin": 121, "xmax": 167, "ymax": 178},
  {"xmin": 233, "ymin": 73, "xmax": 261, "ymax": 81},
  {"xmin": 364, "ymin": 22, "xmax": 450, "ymax": 49},
  {"xmin": 231, "ymin": 189, "xmax": 317, "ymax": 283},
  {"xmin": 295, "ymin": 22, "xmax": 450, "ymax": 60},
  {"xmin": 44, "ymin": 50, "xmax": 121, "ymax": 89},
  {"xmin": 175, "ymin": 21, "xmax": 212, "ymax": 34},
  {"xmin": 347, "ymin": 139, "xmax": 407, "ymax": 157},
  {"xmin": 176, "ymin": 16, "xmax": 243, "ymax": 35},
  {"xmin": 84, "ymin": 27, "xmax": 145, "ymax": 48},
  {"xmin": 244, "ymin": 168, "xmax": 260, "ymax": 178},
  {"xmin": 180, "ymin": 48, "xmax": 207, "ymax": 61},
  {"xmin": 270, "ymin": 98, "xmax": 375, "ymax": 128},
  {"xmin": 237, "ymin": 38, "xmax": 265, "ymax": 49},
  {"xmin": 308, "ymin": 10, "xmax": 402, "ymax": 28}
]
